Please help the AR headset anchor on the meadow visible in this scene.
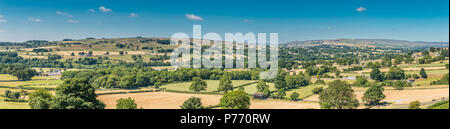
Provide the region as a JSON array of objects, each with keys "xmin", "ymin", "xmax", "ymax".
[{"xmin": 160, "ymin": 80, "xmax": 257, "ymax": 93}]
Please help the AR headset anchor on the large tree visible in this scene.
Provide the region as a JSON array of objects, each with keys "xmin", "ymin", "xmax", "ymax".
[
  {"xmin": 220, "ymin": 90, "xmax": 250, "ymax": 109},
  {"xmin": 116, "ymin": 97, "xmax": 138, "ymax": 109},
  {"xmin": 217, "ymin": 75, "xmax": 233, "ymax": 93},
  {"xmin": 319, "ymin": 80, "xmax": 359, "ymax": 109},
  {"xmin": 52, "ymin": 78, "xmax": 105, "ymax": 109},
  {"xmin": 353, "ymin": 76, "xmax": 369, "ymax": 87},
  {"xmin": 370, "ymin": 68, "xmax": 385, "ymax": 82},
  {"xmin": 11, "ymin": 68, "xmax": 38, "ymax": 81},
  {"xmin": 180, "ymin": 97, "xmax": 204, "ymax": 109},
  {"xmin": 385, "ymin": 67, "xmax": 405, "ymax": 80},
  {"xmin": 28, "ymin": 89, "xmax": 53, "ymax": 109},
  {"xmin": 362, "ymin": 84, "xmax": 386, "ymax": 105},
  {"xmin": 419, "ymin": 68, "xmax": 427, "ymax": 79},
  {"xmin": 190, "ymin": 77, "xmax": 207, "ymax": 92},
  {"xmin": 274, "ymin": 75, "xmax": 286, "ymax": 90},
  {"xmin": 256, "ymin": 80, "xmax": 269, "ymax": 92}
]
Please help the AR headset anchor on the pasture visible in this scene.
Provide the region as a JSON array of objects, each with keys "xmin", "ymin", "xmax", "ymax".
[{"xmin": 160, "ymin": 80, "xmax": 257, "ymax": 93}]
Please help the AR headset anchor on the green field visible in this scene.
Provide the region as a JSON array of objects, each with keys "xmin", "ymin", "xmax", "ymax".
[
  {"xmin": 241, "ymin": 83, "xmax": 276, "ymax": 94},
  {"xmin": 428, "ymin": 100, "xmax": 449, "ymax": 109},
  {"xmin": 160, "ymin": 80, "xmax": 257, "ymax": 93},
  {"xmin": 285, "ymin": 84, "xmax": 328, "ymax": 99},
  {"xmin": 0, "ymin": 97, "xmax": 30, "ymax": 109},
  {"xmin": 0, "ymin": 74, "xmax": 62, "ymax": 89}
]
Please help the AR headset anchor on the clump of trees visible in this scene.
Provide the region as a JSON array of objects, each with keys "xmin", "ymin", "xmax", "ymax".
[
  {"xmin": 219, "ymin": 90, "xmax": 250, "ymax": 109},
  {"xmin": 256, "ymin": 80, "xmax": 271, "ymax": 98},
  {"xmin": 362, "ymin": 83, "xmax": 386, "ymax": 105},
  {"xmin": 0, "ymin": 64, "xmax": 38, "ymax": 81},
  {"xmin": 353, "ymin": 76, "xmax": 369, "ymax": 87},
  {"xmin": 28, "ymin": 78, "xmax": 105, "ymax": 109},
  {"xmin": 370, "ymin": 68, "xmax": 385, "ymax": 82},
  {"xmin": 217, "ymin": 75, "xmax": 233, "ymax": 93},
  {"xmin": 312, "ymin": 87, "xmax": 323, "ymax": 94},
  {"xmin": 116, "ymin": 97, "xmax": 138, "ymax": 109},
  {"xmin": 28, "ymin": 89, "xmax": 53, "ymax": 109},
  {"xmin": 62, "ymin": 68, "xmax": 263, "ymax": 89},
  {"xmin": 319, "ymin": 80, "xmax": 359, "ymax": 109},
  {"xmin": 3, "ymin": 90, "xmax": 22, "ymax": 100},
  {"xmin": 290, "ymin": 92, "xmax": 299, "ymax": 101},
  {"xmin": 419, "ymin": 68, "xmax": 427, "ymax": 79},
  {"xmin": 181, "ymin": 97, "xmax": 204, "ymax": 109},
  {"xmin": 190, "ymin": 77, "xmax": 207, "ymax": 92},
  {"xmin": 409, "ymin": 101, "xmax": 421, "ymax": 109}
]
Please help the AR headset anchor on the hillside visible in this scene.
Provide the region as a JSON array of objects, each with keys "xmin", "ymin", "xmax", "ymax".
[{"xmin": 284, "ymin": 39, "xmax": 449, "ymax": 49}]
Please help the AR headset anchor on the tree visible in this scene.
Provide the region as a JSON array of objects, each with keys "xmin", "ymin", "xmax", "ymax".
[
  {"xmin": 180, "ymin": 97, "xmax": 204, "ymax": 109},
  {"xmin": 262, "ymin": 88, "xmax": 271, "ymax": 98},
  {"xmin": 319, "ymin": 80, "xmax": 359, "ymax": 109},
  {"xmin": 256, "ymin": 80, "xmax": 269, "ymax": 92},
  {"xmin": 312, "ymin": 87, "xmax": 323, "ymax": 94},
  {"xmin": 412, "ymin": 74, "xmax": 420, "ymax": 79},
  {"xmin": 220, "ymin": 90, "xmax": 250, "ymax": 109},
  {"xmin": 362, "ymin": 84, "xmax": 385, "ymax": 105},
  {"xmin": 385, "ymin": 67, "xmax": 405, "ymax": 80},
  {"xmin": 353, "ymin": 76, "xmax": 369, "ymax": 87},
  {"xmin": 290, "ymin": 92, "xmax": 299, "ymax": 101},
  {"xmin": 419, "ymin": 68, "xmax": 427, "ymax": 79},
  {"xmin": 393, "ymin": 80, "xmax": 410, "ymax": 90},
  {"xmin": 274, "ymin": 75, "xmax": 286, "ymax": 90},
  {"xmin": 11, "ymin": 68, "xmax": 38, "ymax": 81},
  {"xmin": 190, "ymin": 77, "xmax": 207, "ymax": 92},
  {"xmin": 409, "ymin": 101, "xmax": 421, "ymax": 109},
  {"xmin": 370, "ymin": 68, "xmax": 385, "ymax": 82},
  {"xmin": 4, "ymin": 90, "xmax": 11, "ymax": 98},
  {"xmin": 52, "ymin": 78, "xmax": 105, "ymax": 109},
  {"xmin": 218, "ymin": 75, "xmax": 233, "ymax": 93},
  {"xmin": 273, "ymin": 89, "xmax": 286, "ymax": 99},
  {"xmin": 116, "ymin": 97, "xmax": 138, "ymax": 109},
  {"xmin": 154, "ymin": 82, "xmax": 162, "ymax": 89},
  {"xmin": 28, "ymin": 89, "xmax": 53, "ymax": 109}
]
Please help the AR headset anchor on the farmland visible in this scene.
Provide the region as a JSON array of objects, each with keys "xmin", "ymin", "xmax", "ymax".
[
  {"xmin": 1, "ymin": 37, "xmax": 449, "ymax": 109},
  {"xmin": 160, "ymin": 80, "xmax": 257, "ymax": 93}
]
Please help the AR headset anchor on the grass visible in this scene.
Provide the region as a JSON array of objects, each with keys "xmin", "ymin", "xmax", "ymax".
[
  {"xmin": 241, "ymin": 83, "xmax": 276, "ymax": 94},
  {"xmin": 0, "ymin": 99, "xmax": 30, "ymax": 109},
  {"xmin": 398, "ymin": 60, "xmax": 449, "ymax": 68},
  {"xmin": 160, "ymin": 80, "xmax": 256, "ymax": 93},
  {"xmin": 285, "ymin": 84, "xmax": 328, "ymax": 99},
  {"xmin": 0, "ymin": 74, "xmax": 62, "ymax": 89},
  {"xmin": 428, "ymin": 100, "xmax": 449, "ymax": 109}
]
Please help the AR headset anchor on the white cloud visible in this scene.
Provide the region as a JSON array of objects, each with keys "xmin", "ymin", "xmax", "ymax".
[
  {"xmin": 99, "ymin": 6, "xmax": 112, "ymax": 13},
  {"xmin": 185, "ymin": 14, "xmax": 203, "ymax": 21},
  {"xmin": 67, "ymin": 19, "xmax": 79, "ymax": 23},
  {"xmin": 88, "ymin": 9, "xmax": 95, "ymax": 12},
  {"xmin": 0, "ymin": 15, "xmax": 6, "ymax": 23},
  {"xmin": 129, "ymin": 13, "xmax": 138, "ymax": 17},
  {"xmin": 28, "ymin": 17, "xmax": 42, "ymax": 22},
  {"xmin": 56, "ymin": 11, "xmax": 73, "ymax": 18},
  {"xmin": 356, "ymin": 7, "xmax": 367, "ymax": 12},
  {"xmin": 243, "ymin": 19, "xmax": 254, "ymax": 23}
]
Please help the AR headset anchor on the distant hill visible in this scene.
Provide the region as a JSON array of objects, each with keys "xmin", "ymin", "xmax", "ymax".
[{"xmin": 283, "ymin": 39, "xmax": 449, "ymax": 49}]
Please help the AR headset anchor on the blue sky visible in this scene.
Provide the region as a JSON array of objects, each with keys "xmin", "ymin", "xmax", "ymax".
[{"xmin": 0, "ymin": 0, "xmax": 448, "ymax": 42}]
